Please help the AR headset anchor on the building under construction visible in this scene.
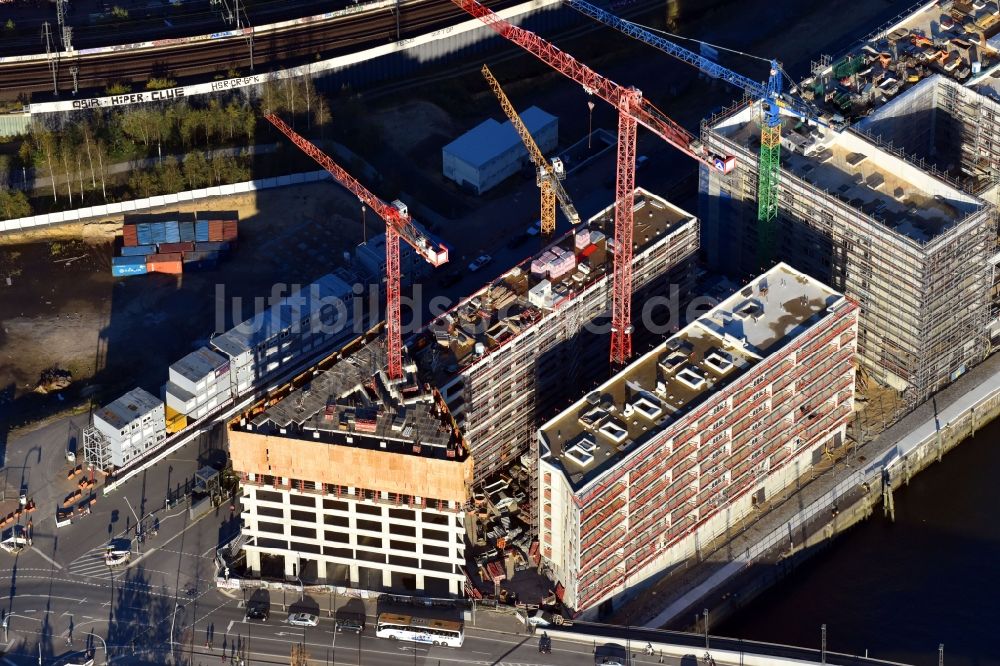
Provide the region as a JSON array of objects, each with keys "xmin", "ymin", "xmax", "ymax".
[
  {"xmin": 412, "ymin": 189, "xmax": 700, "ymax": 500},
  {"xmin": 853, "ymin": 75, "xmax": 1000, "ymax": 340},
  {"xmin": 700, "ymin": 97, "xmax": 996, "ymax": 404},
  {"xmin": 230, "ymin": 335, "xmax": 472, "ymax": 596},
  {"xmin": 537, "ymin": 263, "xmax": 859, "ymax": 613}
]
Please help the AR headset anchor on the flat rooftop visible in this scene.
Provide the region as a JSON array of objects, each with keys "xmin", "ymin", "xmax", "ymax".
[
  {"xmin": 212, "ymin": 273, "xmax": 352, "ymax": 359},
  {"xmin": 443, "ymin": 105, "xmax": 556, "ymax": 168},
  {"xmin": 96, "ymin": 387, "xmax": 161, "ymax": 430},
  {"xmin": 170, "ymin": 346, "xmax": 228, "ymax": 384},
  {"xmin": 235, "ymin": 336, "xmax": 466, "ymax": 463},
  {"xmin": 539, "ymin": 263, "xmax": 850, "ymax": 491},
  {"xmin": 713, "ymin": 103, "xmax": 982, "ymax": 243},
  {"xmin": 412, "ymin": 189, "xmax": 696, "ymax": 385}
]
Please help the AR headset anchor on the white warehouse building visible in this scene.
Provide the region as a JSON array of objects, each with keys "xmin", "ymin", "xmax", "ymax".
[
  {"xmin": 91, "ymin": 388, "xmax": 166, "ymax": 468},
  {"xmin": 442, "ymin": 105, "xmax": 558, "ymax": 195},
  {"xmin": 165, "ymin": 347, "xmax": 233, "ymax": 420}
]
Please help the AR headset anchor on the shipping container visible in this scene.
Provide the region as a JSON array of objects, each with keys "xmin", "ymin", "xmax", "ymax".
[
  {"xmin": 158, "ymin": 242, "xmax": 195, "ymax": 255},
  {"xmin": 207, "ymin": 220, "xmax": 224, "ymax": 242},
  {"xmin": 151, "ymin": 222, "xmax": 168, "ymax": 245},
  {"xmin": 165, "ymin": 405, "xmax": 188, "ymax": 434},
  {"xmin": 112, "ymin": 255, "xmax": 148, "ymax": 277},
  {"xmin": 221, "ymin": 220, "xmax": 239, "ymax": 242},
  {"xmin": 195, "ymin": 220, "xmax": 210, "ymax": 242},
  {"xmin": 136, "ymin": 223, "xmax": 153, "ymax": 246},
  {"xmin": 120, "ymin": 245, "xmax": 157, "ymax": 257},
  {"xmin": 179, "ymin": 221, "xmax": 196, "ymax": 243},
  {"xmin": 194, "ymin": 241, "xmax": 229, "ymax": 254},
  {"xmin": 122, "ymin": 225, "xmax": 139, "ymax": 247},
  {"xmin": 146, "ymin": 252, "xmax": 184, "ymax": 275},
  {"xmin": 183, "ymin": 257, "xmax": 218, "ymax": 272},
  {"xmin": 164, "ymin": 221, "xmax": 181, "ymax": 244}
]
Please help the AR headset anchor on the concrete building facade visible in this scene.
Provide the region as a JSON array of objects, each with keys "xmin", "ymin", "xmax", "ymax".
[
  {"xmin": 413, "ymin": 189, "xmax": 700, "ymax": 495},
  {"xmin": 700, "ymin": 100, "xmax": 996, "ymax": 403},
  {"xmin": 442, "ymin": 105, "xmax": 557, "ymax": 194},
  {"xmin": 537, "ymin": 263, "xmax": 859, "ymax": 613},
  {"xmin": 230, "ymin": 341, "xmax": 471, "ymax": 597}
]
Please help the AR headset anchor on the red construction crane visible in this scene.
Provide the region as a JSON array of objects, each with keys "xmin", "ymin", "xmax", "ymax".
[
  {"xmin": 264, "ymin": 113, "xmax": 449, "ymax": 380},
  {"xmin": 450, "ymin": 0, "xmax": 735, "ymax": 365}
]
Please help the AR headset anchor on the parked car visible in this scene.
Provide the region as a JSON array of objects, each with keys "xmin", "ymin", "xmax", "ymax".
[
  {"xmin": 288, "ymin": 612, "xmax": 318, "ymax": 627},
  {"xmin": 245, "ymin": 603, "xmax": 269, "ymax": 622},
  {"xmin": 334, "ymin": 611, "xmax": 365, "ymax": 634},
  {"xmin": 468, "ymin": 254, "xmax": 492, "ymax": 272},
  {"xmin": 507, "ymin": 233, "xmax": 531, "ymax": 250}
]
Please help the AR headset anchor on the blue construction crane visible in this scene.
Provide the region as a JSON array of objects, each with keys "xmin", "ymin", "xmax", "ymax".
[{"xmin": 564, "ymin": 0, "xmax": 825, "ymax": 269}]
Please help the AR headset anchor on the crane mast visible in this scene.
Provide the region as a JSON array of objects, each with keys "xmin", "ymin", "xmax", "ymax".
[
  {"xmin": 561, "ymin": 0, "xmax": 831, "ymax": 270},
  {"xmin": 451, "ymin": 0, "xmax": 734, "ymax": 366},
  {"xmin": 264, "ymin": 113, "xmax": 448, "ymax": 380},
  {"xmin": 481, "ymin": 64, "xmax": 579, "ymax": 235}
]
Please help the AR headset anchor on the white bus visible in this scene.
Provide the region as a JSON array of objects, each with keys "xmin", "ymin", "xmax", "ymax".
[{"xmin": 374, "ymin": 613, "xmax": 464, "ymax": 647}]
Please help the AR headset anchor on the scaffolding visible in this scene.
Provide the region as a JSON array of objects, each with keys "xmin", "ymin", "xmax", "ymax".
[
  {"xmin": 82, "ymin": 426, "xmax": 111, "ymax": 471},
  {"xmin": 701, "ymin": 103, "xmax": 996, "ymax": 406}
]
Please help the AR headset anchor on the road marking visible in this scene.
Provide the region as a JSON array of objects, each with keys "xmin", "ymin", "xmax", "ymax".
[
  {"xmin": 125, "ymin": 546, "xmax": 157, "ymax": 569},
  {"xmin": 30, "ymin": 548, "xmax": 64, "ymax": 570},
  {"xmin": 227, "ymin": 620, "xmax": 234, "ymax": 633},
  {"xmin": 201, "ymin": 544, "xmax": 220, "ymax": 557}
]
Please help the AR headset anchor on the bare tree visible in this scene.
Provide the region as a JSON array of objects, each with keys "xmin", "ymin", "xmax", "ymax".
[{"xmin": 82, "ymin": 125, "xmax": 97, "ymax": 189}]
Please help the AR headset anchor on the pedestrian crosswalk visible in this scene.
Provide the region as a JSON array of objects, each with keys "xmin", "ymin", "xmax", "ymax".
[{"xmin": 66, "ymin": 546, "xmax": 116, "ymax": 580}]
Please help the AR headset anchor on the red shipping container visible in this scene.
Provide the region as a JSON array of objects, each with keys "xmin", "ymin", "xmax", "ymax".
[
  {"xmin": 221, "ymin": 220, "xmax": 238, "ymax": 241},
  {"xmin": 158, "ymin": 242, "xmax": 195, "ymax": 254},
  {"xmin": 146, "ymin": 253, "xmax": 184, "ymax": 275},
  {"xmin": 580, "ymin": 243, "xmax": 598, "ymax": 258},
  {"xmin": 208, "ymin": 220, "xmax": 225, "ymax": 242},
  {"xmin": 122, "ymin": 225, "xmax": 138, "ymax": 247}
]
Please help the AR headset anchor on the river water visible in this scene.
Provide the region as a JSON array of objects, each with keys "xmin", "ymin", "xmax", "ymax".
[{"xmin": 719, "ymin": 416, "xmax": 1000, "ymax": 666}]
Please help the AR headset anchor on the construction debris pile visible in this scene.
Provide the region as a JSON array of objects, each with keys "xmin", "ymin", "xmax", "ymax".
[{"xmin": 466, "ymin": 456, "xmax": 539, "ymax": 601}]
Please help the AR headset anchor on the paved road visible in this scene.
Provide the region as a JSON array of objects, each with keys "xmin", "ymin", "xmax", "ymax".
[{"xmin": 0, "ymin": 570, "xmax": 712, "ymax": 666}]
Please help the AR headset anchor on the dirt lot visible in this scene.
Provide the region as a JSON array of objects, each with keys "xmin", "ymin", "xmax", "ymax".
[{"xmin": 0, "ymin": 182, "xmax": 371, "ymax": 426}]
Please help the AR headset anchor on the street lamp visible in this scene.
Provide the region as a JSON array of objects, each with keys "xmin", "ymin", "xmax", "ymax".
[
  {"xmin": 2, "ymin": 614, "xmax": 42, "ymax": 665},
  {"xmin": 703, "ymin": 608, "xmax": 710, "ymax": 650},
  {"xmin": 89, "ymin": 631, "xmax": 109, "ymax": 666},
  {"xmin": 168, "ymin": 602, "xmax": 182, "ymax": 664},
  {"xmin": 587, "ymin": 100, "xmax": 595, "ymax": 150}
]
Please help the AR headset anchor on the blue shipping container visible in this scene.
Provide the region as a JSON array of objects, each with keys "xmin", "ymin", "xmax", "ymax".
[
  {"xmin": 120, "ymin": 245, "xmax": 157, "ymax": 257},
  {"xmin": 136, "ymin": 223, "xmax": 153, "ymax": 246},
  {"xmin": 111, "ymin": 256, "xmax": 148, "ymax": 277},
  {"xmin": 195, "ymin": 220, "xmax": 210, "ymax": 242},
  {"xmin": 151, "ymin": 222, "xmax": 167, "ymax": 245},
  {"xmin": 179, "ymin": 221, "xmax": 196, "ymax": 243},
  {"xmin": 164, "ymin": 220, "xmax": 180, "ymax": 243}
]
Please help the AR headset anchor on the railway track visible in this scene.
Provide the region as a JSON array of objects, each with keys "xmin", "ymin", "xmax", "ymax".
[{"xmin": 0, "ymin": 0, "xmax": 517, "ymax": 100}]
